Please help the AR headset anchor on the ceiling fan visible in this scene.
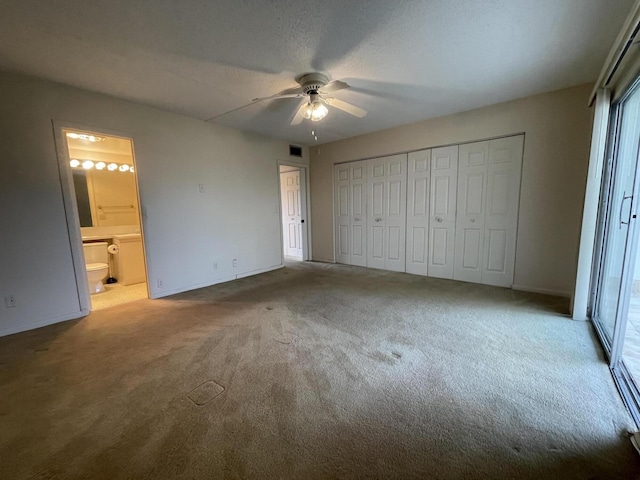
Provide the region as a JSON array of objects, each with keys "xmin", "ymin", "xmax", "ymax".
[{"xmin": 251, "ymin": 73, "xmax": 367, "ymax": 125}]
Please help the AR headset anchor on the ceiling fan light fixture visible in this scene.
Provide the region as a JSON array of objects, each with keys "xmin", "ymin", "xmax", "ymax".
[{"xmin": 303, "ymin": 100, "xmax": 328, "ymax": 122}]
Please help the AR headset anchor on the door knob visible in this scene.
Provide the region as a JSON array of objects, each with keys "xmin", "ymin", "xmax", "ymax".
[
  {"xmin": 354, "ymin": 217, "xmax": 360, "ymax": 221},
  {"xmin": 470, "ymin": 218, "xmax": 475, "ymax": 223},
  {"xmin": 436, "ymin": 217, "xmax": 443, "ymax": 223},
  {"xmin": 375, "ymin": 217, "xmax": 382, "ymax": 222}
]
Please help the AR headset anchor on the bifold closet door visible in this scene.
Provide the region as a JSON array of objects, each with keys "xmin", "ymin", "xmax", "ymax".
[
  {"xmin": 349, "ymin": 161, "xmax": 368, "ymax": 267},
  {"xmin": 406, "ymin": 149, "xmax": 431, "ymax": 276},
  {"xmin": 454, "ymin": 141, "xmax": 489, "ymax": 283},
  {"xmin": 482, "ymin": 135, "xmax": 524, "ymax": 287},
  {"xmin": 428, "ymin": 146, "xmax": 459, "ymax": 279},
  {"xmin": 367, "ymin": 154, "xmax": 407, "ymax": 272},
  {"xmin": 454, "ymin": 135, "xmax": 523, "ymax": 287},
  {"xmin": 334, "ymin": 164, "xmax": 351, "ymax": 264},
  {"xmin": 334, "ymin": 161, "xmax": 367, "ymax": 266}
]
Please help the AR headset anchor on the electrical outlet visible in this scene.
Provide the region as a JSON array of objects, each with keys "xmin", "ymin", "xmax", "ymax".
[
  {"xmin": 4, "ymin": 295, "xmax": 17, "ymax": 308},
  {"xmin": 232, "ymin": 259, "xmax": 238, "ymax": 268},
  {"xmin": 157, "ymin": 279, "xmax": 164, "ymax": 289},
  {"xmin": 213, "ymin": 262, "xmax": 218, "ymax": 270}
]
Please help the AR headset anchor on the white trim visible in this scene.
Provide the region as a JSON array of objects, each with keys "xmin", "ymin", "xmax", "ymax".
[
  {"xmin": 0, "ymin": 310, "xmax": 87, "ymax": 337},
  {"xmin": 589, "ymin": 0, "xmax": 640, "ymax": 105},
  {"xmin": 52, "ymin": 121, "xmax": 91, "ymax": 313},
  {"xmin": 311, "ymin": 257, "xmax": 337, "ymax": 264},
  {"xmin": 151, "ymin": 264, "xmax": 284, "ymax": 298},
  {"xmin": 512, "ymin": 284, "xmax": 572, "ymax": 298},
  {"xmin": 572, "ymin": 89, "xmax": 611, "ymax": 320},
  {"xmin": 52, "ymin": 121, "xmax": 151, "ymax": 309},
  {"xmin": 277, "ymin": 160, "xmax": 312, "ymax": 261},
  {"xmin": 236, "ymin": 263, "xmax": 284, "ymax": 279}
]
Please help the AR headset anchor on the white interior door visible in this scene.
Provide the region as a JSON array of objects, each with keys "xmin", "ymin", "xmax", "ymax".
[
  {"xmin": 429, "ymin": 146, "xmax": 458, "ymax": 279},
  {"xmin": 482, "ymin": 135, "xmax": 524, "ymax": 287},
  {"xmin": 367, "ymin": 154, "xmax": 407, "ymax": 272},
  {"xmin": 281, "ymin": 170, "xmax": 303, "ymax": 259},
  {"xmin": 334, "ymin": 164, "xmax": 351, "ymax": 264},
  {"xmin": 454, "ymin": 141, "xmax": 489, "ymax": 283},
  {"xmin": 407, "ymin": 149, "xmax": 431, "ymax": 276},
  {"xmin": 350, "ymin": 161, "xmax": 368, "ymax": 266}
]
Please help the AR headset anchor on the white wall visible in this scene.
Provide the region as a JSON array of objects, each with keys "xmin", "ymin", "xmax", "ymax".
[
  {"xmin": 310, "ymin": 84, "xmax": 594, "ymax": 297},
  {"xmin": 0, "ymin": 71, "xmax": 308, "ymax": 336}
]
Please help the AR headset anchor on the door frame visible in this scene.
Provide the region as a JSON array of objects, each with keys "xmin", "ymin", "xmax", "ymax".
[
  {"xmin": 52, "ymin": 120, "xmax": 150, "ymax": 311},
  {"xmin": 277, "ymin": 160, "xmax": 312, "ymax": 262}
]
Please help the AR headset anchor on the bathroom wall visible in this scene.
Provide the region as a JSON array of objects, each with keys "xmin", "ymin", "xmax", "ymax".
[{"xmin": 0, "ymin": 71, "xmax": 308, "ymax": 336}]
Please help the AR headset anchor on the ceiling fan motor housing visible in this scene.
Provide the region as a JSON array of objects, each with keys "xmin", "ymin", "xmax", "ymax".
[{"xmin": 299, "ymin": 73, "xmax": 329, "ymax": 95}]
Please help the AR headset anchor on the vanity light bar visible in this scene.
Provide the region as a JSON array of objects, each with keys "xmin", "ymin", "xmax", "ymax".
[
  {"xmin": 69, "ymin": 159, "xmax": 135, "ymax": 173},
  {"xmin": 66, "ymin": 132, "xmax": 105, "ymax": 142}
]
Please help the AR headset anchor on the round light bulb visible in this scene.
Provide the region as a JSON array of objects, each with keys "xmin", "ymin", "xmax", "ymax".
[
  {"xmin": 302, "ymin": 103, "xmax": 313, "ymax": 120},
  {"xmin": 310, "ymin": 102, "xmax": 328, "ymax": 121},
  {"xmin": 107, "ymin": 163, "xmax": 118, "ymax": 171},
  {"xmin": 119, "ymin": 164, "xmax": 130, "ymax": 172},
  {"xmin": 82, "ymin": 160, "xmax": 94, "ymax": 169},
  {"xmin": 69, "ymin": 159, "xmax": 80, "ymax": 168},
  {"xmin": 95, "ymin": 162, "xmax": 106, "ymax": 170},
  {"xmin": 129, "ymin": 166, "xmax": 135, "ymax": 173},
  {"xmin": 66, "ymin": 132, "xmax": 79, "ymax": 139}
]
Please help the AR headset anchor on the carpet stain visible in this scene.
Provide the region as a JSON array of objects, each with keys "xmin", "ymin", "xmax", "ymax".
[
  {"xmin": 274, "ymin": 332, "xmax": 298, "ymax": 345},
  {"xmin": 188, "ymin": 380, "xmax": 225, "ymax": 406}
]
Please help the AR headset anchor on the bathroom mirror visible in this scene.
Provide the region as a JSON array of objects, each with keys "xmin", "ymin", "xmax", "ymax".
[{"xmin": 73, "ymin": 170, "xmax": 94, "ymax": 227}]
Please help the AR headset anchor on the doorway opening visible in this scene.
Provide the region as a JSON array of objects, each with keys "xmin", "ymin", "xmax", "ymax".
[
  {"xmin": 60, "ymin": 128, "xmax": 149, "ymax": 311},
  {"xmin": 591, "ymin": 77, "xmax": 640, "ymax": 427},
  {"xmin": 279, "ymin": 164, "xmax": 309, "ymax": 262}
]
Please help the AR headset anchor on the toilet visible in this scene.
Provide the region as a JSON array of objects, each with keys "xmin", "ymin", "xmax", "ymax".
[{"xmin": 83, "ymin": 242, "xmax": 109, "ymax": 294}]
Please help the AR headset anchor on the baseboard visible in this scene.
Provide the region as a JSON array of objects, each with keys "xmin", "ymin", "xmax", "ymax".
[
  {"xmin": 512, "ymin": 284, "xmax": 572, "ymax": 298},
  {"xmin": 151, "ymin": 264, "xmax": 284, "ymax": 299},
  {"xmin": 311, "ymin": 257, "xmax": 336, "ymax": 264},
  {"xmin": 236, "ymin": 264, "xmax": 283, "ymax": 279},
  {"xmin": 0, "ymin": 309, "xmax": 87, "ymax": 337}
]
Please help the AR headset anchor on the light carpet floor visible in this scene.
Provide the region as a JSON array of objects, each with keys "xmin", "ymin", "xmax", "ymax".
[{"xmin": 1, "ymin": 261, "xmax": 639, "ymax": 479}]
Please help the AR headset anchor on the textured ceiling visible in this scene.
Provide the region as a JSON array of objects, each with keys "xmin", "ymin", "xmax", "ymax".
[{"xmin": 0, "ymin": 0, "xmax": 633, "ymax": 145}]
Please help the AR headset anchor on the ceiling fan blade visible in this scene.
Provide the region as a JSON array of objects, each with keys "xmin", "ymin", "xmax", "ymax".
[
  {"xmin": 319, "ymin": 80, "xmax": 350, "ymax": 94},
  {"xmin": 290, "ymin": 101, "xmax": 309, "ymax": 125},
  {"xmin": 325, "ymin": 98, "xmax": 367, "ymax": 118},
  {"xmin": 252, "ymin": 92, "xmax": 305, "ymax": 102}
]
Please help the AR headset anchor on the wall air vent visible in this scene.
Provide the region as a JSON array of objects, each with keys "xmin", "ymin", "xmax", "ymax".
[{"xmin": 289, "ymin": 145, "xmax": 303, "ymax": 158}]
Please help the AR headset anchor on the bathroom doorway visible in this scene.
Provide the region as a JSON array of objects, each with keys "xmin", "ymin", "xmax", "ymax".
[
  {"xmin": 278, "ymin": 164, "xmax": 309, "ymax": 262},
  {"xmin": 57, "ymin": 127, "xmax": 149, "ymax": 311}
]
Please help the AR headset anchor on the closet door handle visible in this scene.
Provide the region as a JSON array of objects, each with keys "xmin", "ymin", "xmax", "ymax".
[
  {"xmin": 354, "ymin": 216, "xmax": 361, "ymax": 222},
  {"xmin": 436, "ymin": 217, "xmax": 443, "ymax": 223},
  {"xmin": 375, "ymin": 217, "xmax": 382, "ymax": 222}
]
